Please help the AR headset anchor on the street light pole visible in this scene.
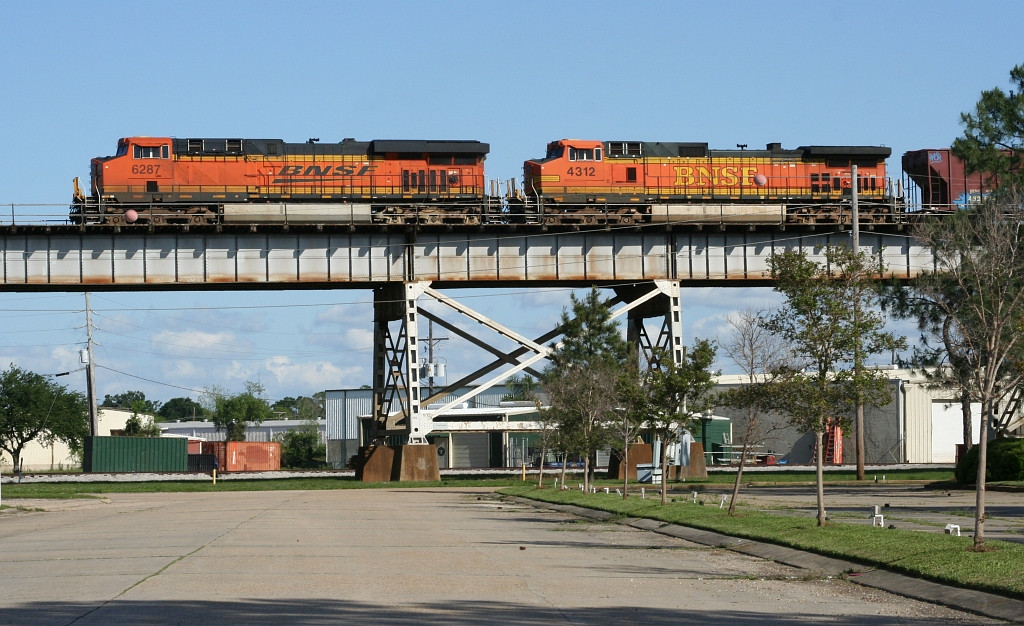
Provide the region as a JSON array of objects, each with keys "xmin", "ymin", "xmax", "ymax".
[{"xmin": 851, "ymin": 165, "xmax": 866, "ymax": 480}]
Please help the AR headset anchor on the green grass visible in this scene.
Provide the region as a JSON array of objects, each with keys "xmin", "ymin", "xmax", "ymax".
[
  {"xmin": 0, "ymin": 469, "xmax": 958, "ymax": 500},
  {"xmin": 500, "ymin": 484, "xmax": 1024, "ymax": 600},
  {"xmin": 702, "ymin": 468, "xmax": 955, "ymax": 484}
]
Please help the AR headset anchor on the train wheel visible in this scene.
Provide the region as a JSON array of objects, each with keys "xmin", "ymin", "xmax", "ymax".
[{"xmin": 621, "ymin": 215, "xmax": 633, "ymax": 225}]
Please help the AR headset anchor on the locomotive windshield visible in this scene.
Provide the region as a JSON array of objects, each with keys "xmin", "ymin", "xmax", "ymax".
[
  {"xmin": 133, "ymin": 145, "xmax": 169, "ymax": 159},
  {"xmin": 545, "ymin": 144, "xmax": 564, "ymax": 159},
  {"xmin": 569, "ymin": 147, "xmax": 601, "ymax": 161},
  {"xmin": 115, "ymin": 139, "xmax": 129, "ymax": 157}
]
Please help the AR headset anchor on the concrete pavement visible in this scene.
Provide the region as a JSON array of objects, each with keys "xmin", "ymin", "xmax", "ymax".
[{"xmin": 0, "ymin": 488, "xmax": 1007, "ymax": 624}]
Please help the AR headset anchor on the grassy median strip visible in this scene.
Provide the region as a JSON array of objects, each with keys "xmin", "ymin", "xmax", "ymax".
[{"xmin": 499, "ymin": 484, "xmax": 1024, "ymax": 600}]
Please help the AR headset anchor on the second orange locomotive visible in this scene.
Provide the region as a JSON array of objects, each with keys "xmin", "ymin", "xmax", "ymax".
[{"xmin": 521, "ymin": 139, "xmax": 896, "ymax": 226}]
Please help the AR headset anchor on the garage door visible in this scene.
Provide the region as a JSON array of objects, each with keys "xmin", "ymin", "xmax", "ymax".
[
  {"xmin": 451, "ymin": 433, "xmax": 490, "ymax": 468},
  {"xmin": 931, "ymin": 400, "xmax": 980, "ymax": 463}
]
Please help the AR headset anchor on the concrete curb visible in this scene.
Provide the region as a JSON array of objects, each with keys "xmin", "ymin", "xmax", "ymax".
[{"xmin": 511, "ymin": 496, "xmax": 1024, "ymax": 624}]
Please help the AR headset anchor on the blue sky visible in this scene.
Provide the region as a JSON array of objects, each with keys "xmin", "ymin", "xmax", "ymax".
[{"xmin": 1, "ymin": 1, "xmax": 1022, "ymax": 405}]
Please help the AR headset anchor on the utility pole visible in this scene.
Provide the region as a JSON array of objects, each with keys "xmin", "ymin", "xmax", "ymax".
[
  {"xmin": 84, "ymin": 292, "xmax": 98, "ymax": 436},
  {"xmin": 425, "ymin": 319, "xmax": 448, "ymax": 398},
  {"xmin": 851, "ymin": 165, "xmax": 866, "ymax": 481}
]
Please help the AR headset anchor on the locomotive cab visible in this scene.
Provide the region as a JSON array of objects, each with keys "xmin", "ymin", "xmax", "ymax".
[
  {"xmin": 92, "ymin": 137, "xmax": 174, "ymax": 203},
  {"xmin": 523, "ymin": 139, "xmax": 606, "ymax": 200}
]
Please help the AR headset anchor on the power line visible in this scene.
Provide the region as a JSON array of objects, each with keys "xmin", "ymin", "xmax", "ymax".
[{"xmin": 97, "ymin": 364, "xmax": 209, "ymax": 395}]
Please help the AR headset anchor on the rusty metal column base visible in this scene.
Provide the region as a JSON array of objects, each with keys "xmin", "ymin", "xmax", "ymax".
[
  {"xmin": 355, "ymin": 444, "xmax": 439, "ymax": 482},
  {"xmin": 354, "ymin": 445, "xmax": 395, "ymax": 482},
  {"xmin": 395, "ymin": 444, "xmax": 440, "ymax": 482}
]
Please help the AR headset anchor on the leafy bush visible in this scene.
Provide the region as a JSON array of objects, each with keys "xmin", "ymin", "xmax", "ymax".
[
  {"xmin": 955, "ymin": 437, "xmax": 1024, "ymax": 485},
  {"xmin": 123, "ymin": 413, "xmax": 162, "ymax": 437},
  {"xmin": 279, "ymin": 423, "xmax": 326, "ymax": 469}
]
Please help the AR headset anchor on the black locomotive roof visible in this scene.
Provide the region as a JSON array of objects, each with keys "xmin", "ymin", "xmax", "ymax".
[
  {"xmin": 372, "ymin": 140, "xmax": 489, "ymax": 155},
  {"xmin": 172, "ymin": 138, "xmax": 489, "ymax": 157},
  {"xmin": 605, "ymin": 141, "xmax": 889, "ymax": 161}
]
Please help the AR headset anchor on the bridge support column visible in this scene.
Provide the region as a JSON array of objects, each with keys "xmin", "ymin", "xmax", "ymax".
[
  {"xmin": 613, "ymin": 279, "xmax": 684, "ymax": 368},
  {"xmin": 365, "ymin": 281, "xmax": 440, "ymax": 482}
]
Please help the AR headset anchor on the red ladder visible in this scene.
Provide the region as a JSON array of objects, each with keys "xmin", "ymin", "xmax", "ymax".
[{"xmin": 814, "ymin": 424, "xmax": 843, "ymax": 464}]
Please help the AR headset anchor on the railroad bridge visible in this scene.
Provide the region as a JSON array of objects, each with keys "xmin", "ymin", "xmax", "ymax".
[{"xmin": 0, "ymin": 223, "xmax": 933, "ymax": 479}]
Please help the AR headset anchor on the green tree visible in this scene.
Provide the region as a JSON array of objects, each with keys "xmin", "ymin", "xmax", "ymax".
[
  {"xmin": 645, "ymin": 340, "xmax": 717, "ymax": 505},
  {"xmin": 212, "ymin": 382, "xmax": 272, "ymax": 442},
  {"xmin": 543, "ymin": 288, "xmax": 630, "ymax": 493},
  {"xmin": 502, "ymin": 374, "xmax": 553, "ymax": 488},
  {"xmin": 158, "ymin": 397, "xmax": 207, "ymax": 422},
  {"xmin": 502, "ymin": 374, "xmax": 540, "ymax": 404},
  {"xmin": 279, "ymin": 420, "xmax": 326, "ymax": 469},
  {"xmin": 908, "ymin": 195, "xmax": 1024, "ymax": 548},
  {"xmin": 764, "ymin": 246, "xmax": 903, "ymax": 526},
  {"xmin": 607, "ymin": 357, "xmax": 648, "ymax": 498},
  {"xmin": 102, "ymin": 390, "xmax": 160, "ymax": 415},
  {"xmin": 718, "ymin": 308, "xmax": 790, "ymax": 515},
  {"xmin": 272, "ymin": 394, "xmax": 325, "ymax": 421},
  {"xmin": 123, "ymin": 411, "xmax": 162, "ymax": 437},
  {"xmin": 952, "ymin": 64, "xmax": 1024, "ymax": 187},
  {"xmin": 0, "ymin": 365, "xmax": 89, "ymax": 470},
  {"xmin": 883, "ymin": 270, "xmax": 980, "ymax": 452}
]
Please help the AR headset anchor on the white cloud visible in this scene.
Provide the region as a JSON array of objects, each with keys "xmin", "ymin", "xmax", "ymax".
[
  {"xmin": 149, "ymin": 329, "xmax": 241, "ymax": 357},
  {"xmin": 262, "ymin": 356, "xmax": 364, "ymax": 393}
]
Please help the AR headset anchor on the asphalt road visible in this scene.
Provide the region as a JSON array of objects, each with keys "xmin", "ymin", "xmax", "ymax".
[{"xmin": 0, "ymin": 488, "xmax": 1005, "ymax": 625}]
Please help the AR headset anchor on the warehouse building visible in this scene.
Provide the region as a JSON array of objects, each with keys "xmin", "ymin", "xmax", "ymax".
[{"xmin": 712, "ymin": 368, "xmax": 995, "ymax": 465}]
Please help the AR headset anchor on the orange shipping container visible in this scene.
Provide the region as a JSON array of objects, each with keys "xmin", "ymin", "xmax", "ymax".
[{"xmin": 200, "ymin": 441, "xmax": 281, "ymax": 472}]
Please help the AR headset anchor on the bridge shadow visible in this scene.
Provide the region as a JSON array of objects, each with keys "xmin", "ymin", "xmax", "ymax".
[{"xmin": 2, "ymin": 598, "xmax": 958, "ymax": 625}]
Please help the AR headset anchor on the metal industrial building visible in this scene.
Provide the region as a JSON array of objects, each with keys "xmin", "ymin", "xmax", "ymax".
[
  {"xmin": 324, "ymin": 383, "xmax": 543, "ymax": 469},
  {"xmin": 325, "ymin": 368, "xmax": 1001, "ymax": 470},
  {"xmin": 712, "ymin": 368, "xmax": 998, "ymax": 465}
]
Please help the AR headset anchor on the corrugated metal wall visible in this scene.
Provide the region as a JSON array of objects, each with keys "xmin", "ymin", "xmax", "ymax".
[
  {"xmin": 325, "ymin": 389, "xmax": 371, "ymax": 468},
  {"xmin": 324, "ymin": 385, "xmax": 520, "ymax": 468}
]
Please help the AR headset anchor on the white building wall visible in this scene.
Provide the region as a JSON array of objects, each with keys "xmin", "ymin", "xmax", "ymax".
[{"xmin": 884, "ymin": 373, "xmax": 979, "ymax": 464}]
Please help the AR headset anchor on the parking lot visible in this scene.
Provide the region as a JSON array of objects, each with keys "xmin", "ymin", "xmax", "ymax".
[{"xmin": 0, "ymin": 487, "xmax": 1009, "ymax": 624}]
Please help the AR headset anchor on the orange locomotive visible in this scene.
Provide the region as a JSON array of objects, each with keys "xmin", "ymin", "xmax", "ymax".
[
  {"xmin": 72, "ymin": 137, "xmax": 490, "ymax": 225},
  {"xmin": 520, "ymin": 139, "xmax": 898, "ymax": 226}
]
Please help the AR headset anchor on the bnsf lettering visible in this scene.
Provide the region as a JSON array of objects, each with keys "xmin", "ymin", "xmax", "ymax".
[
  {"xmin": 672, "ymin": 165, "xmax": 758, "ymax": 187},
  {"xmin": 276, "ymin": 164, "xmax": 377, "ymax": 178}
]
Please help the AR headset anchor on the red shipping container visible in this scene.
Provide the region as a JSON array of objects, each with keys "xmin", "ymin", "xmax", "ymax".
[{"xmin": 201, "ymin": 441, "xmax": 225, "ymax": 469}]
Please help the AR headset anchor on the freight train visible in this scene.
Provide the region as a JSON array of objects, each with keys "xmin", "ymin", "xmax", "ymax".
[{"xmin": 70, "ymin": 135, "xmax": 926, "ymax": 228}]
